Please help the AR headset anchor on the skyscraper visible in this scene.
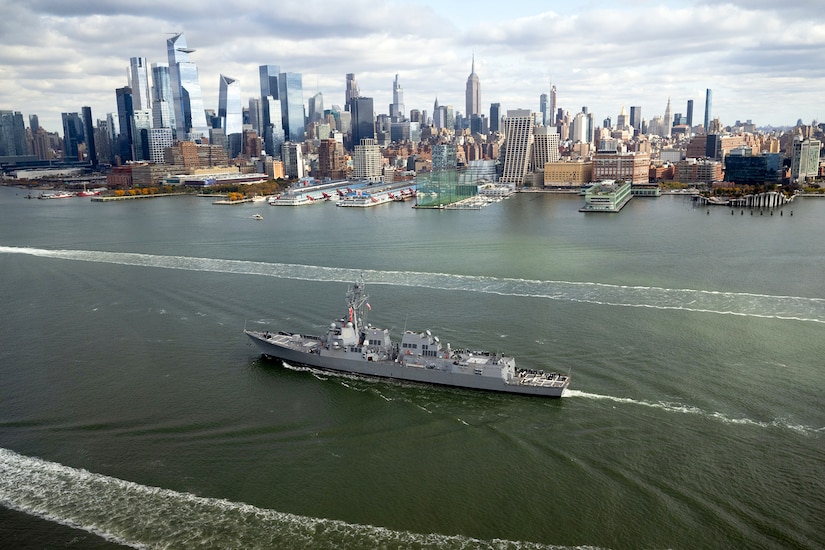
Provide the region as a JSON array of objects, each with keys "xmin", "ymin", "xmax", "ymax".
[
  {"xmin": 532, "ymin": 126, "xmax": 560, "ymax": 169},
  {"xmin": 548, "ymin": 84, "xmax": 557, "ymax": 126},
  {"xmin": 664, "ymin": 97, "xmax": 672, "ymax": 138},
  {"xmin": 630, "ymin": 106, "xmax": 642, "ymax": 132},
  {"xmin": 0, "ymin": 110, "xmax": 28, "ymax": 157},
  {"xmin": 259, "ymin": 65, "xmax": 281, "ymax": 154},
  {"xmin": 308, "ymin": 92, "xmax": 324, "ymax": 124},
  {"xmin": 151, "ymin": 63, "xmax": 175, "ymax": 130},
  {"xmin": 353, "ymin": 138, "xmax": 381, "ymax": 181},
  {"xmin": 91, "ymin": 118, "xmax": 112, "ymax": 164},
  {"xmin": 570, "ymin": 109, "xmax": 594, "ymax": 144},
  {"xmin": 337, "ymin": 110, "xmax": 352, "ymax": 136},
  {"xmin": 345, "ymin": 73, "xmax": 359, "ymax": 111},
  {"xmin": 106, "ymin": 112, "xmax": 119, "ymax": 142},
  {"xmin": 82, "ymin": 106, "xmax": 98, "ymax": 168},
  {"xmin": 132, "ymin": 109, "xmax": 151, "ymax": 161},
  {"xmin": 350, "ymin": 97, "xmax": 375, "ymax": 147},
  {"xmin": 263, "ymin": 97, "xmax": 284, "ymax": 158},
  {"xmin": 281, "ymin": 142, "xmax": 304, "ymax": 179},
  {"xmin": 278, "ymin": 72, "xmax": 305, "ymax": 142},
  {"xmin": 686, "ymin": 99, "xmax": 694, "ymax": 129},
  {"xmin": 129, "ymin": 57, "xmax": 151, "ymax": 111},
  {"xmin": 444, "ymin": 105, "xmax": 455, "ymax": 131},
  {"xmin": 490, "ymin": 103, "xmax": 501, "ymax": 133},
  {"xmin": 390, "ymin": 74, "xmax": 405, "ymax": 122},
  {"xmin": 465, "ymin": 56, "xmax": 480, "ymax": 117},
  {"xmin": 704, "ymin": 89, "xmax": 712, "ymax": 133},
  {"xmin": 167, "ymin": 32, "xmax": 209, "ymax": 140},
  {"xmin": 259, "ymin": 65, "xmax": 280, "ymax": 102},
  {"xmin": 539, "ymin": 94, "xmax": 548, "ymax": 126},
  {"xmin": 218, "ymin": 75, "xmax": 243, "ymax": 157},
  {"xmin": 500, "ymin": 109, "xmax": 534, "ymax": 186},
  {"xmin": 218, "ymin": 75, "xmax": 242, "ymax": 136},
  {"xmin": 248, "ymin": 97, "xmax": 262, "ymax": 134},
  {"xmin": 617, "ymin": 106, "xmax": 628, "ymax": 129},
  {"xmin": 115, "ymin": 86, "xmax": 134, "ymax": 162},
  {"xmin": 433, "ymin": 97, "xmax": 446, "ymax": 130},
  {"xmin": 61, "ymin": 112, "xmax": 85, "ymax": 160}
]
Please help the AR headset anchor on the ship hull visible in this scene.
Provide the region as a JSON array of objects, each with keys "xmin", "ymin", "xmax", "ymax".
[{"xmin": 245, "ymin": 330, "xmax": 566, "ymax": 397}]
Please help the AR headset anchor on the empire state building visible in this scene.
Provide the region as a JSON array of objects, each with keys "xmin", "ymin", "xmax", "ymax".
[{"xmin": 465, "ymin": 55, "xmax": 480, "ymax": 117}]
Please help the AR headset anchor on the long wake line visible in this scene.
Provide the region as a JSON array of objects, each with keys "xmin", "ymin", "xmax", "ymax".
[
  {"xmin": 2, "ymin": 246, "xmax": 824, "ymax": 323},
  {"xmin": 281, "ymin": 362, "xmax": 824, "ymax": 437},
  {"xmin": 563, "ymin": 390, "xmax": 824, "ymax": 435},
  {"xmin": 0, "ymin": 448, "xmax": 573, "ymax": 549}
]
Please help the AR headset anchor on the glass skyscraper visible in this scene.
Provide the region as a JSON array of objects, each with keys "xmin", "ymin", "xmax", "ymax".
[
  {"xmin": 0, "ymin": 110, "xmax": 28, "ymax": 157},
  {"xmin": 167, "ymin": 32, "xmax": 209, "ymax": 140},
  {"xmin": 132, "ymin": 109, "xmax": 152, "ymax": 161},
  {"xmin": 345, "ymin": 73, "xmax": 359, "ymax": 111},
  {"xmin": 263, "ymin": 97, "xmax": 284, "ymax": 158},
  {"xmin": 489, "ymin": 103, "xmax": 501, "ymax": 133},
  {"xmin": 129, "ymin": 57, "xmax": 151, "ymax": 111},
  {"xmin": 630, "ymin": 106, "xmax": 642, "ymax": 132},
  {"xmin": 350, "ymin": 97, "xmax": 375, "ymax": 147},
  {"xmin": 115, "ymin": 86, "xmax": 134, "ymax": 162},
  {"xmin": 259, "ymin": 65, "xmax": 281, "ymax": 154},
  {"xmin": 259, "ymin": 65, "xmax": 280, "ymax": 103},
  {"xmin": 218, "ymin": 75, "xmax": 243, "ymax": 137},
  {"xmin": 61, "ymin": 112, "xmax": 85, "ymax": 160},
  {"xmin": 686, "ymin": 99, "xmax": 694, "ymax": 129},
  {"xmin": 259, "ymin": 64, "xmax": 279, "ymax": 127},
  {"xmin": 308, "ymin": 92, "xmax": 324, "ymax": 124},
  {"xmin": 151, "ymin": 63, "xmax": 175, "ymax": 130},
  {"xmin": 82, "ymin": 106, "xmax": 98, "ymax": 168},
  {"xmin": 704, "ymin": 89, "xmax": 712, "ymax": 133},
  {"xmin": 539, "ymin": 94, "xmax": 548, "ymax": 126},
  {"xmin": 248, "ymin": 97, "xmax": 262, "ymax": 134},
  {"xmin": 278, "ymin": 72, "xmax": 305, "ymax": 142}
]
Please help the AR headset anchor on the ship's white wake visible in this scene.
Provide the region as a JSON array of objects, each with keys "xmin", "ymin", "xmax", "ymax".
[
  {"xmin": 279, "ymin": 362, "xmax": 823, "ymax": 437},
  {"xmin": 563, "ymin": 389, "xmax": 823, "ymax": 435},
  {"xmin": 2, "ymin": 246, "xmax": 823, "ymax": 323},
  {"xmin": 0, "ymin": 448, "xmax": 579, "ymax": 549}
]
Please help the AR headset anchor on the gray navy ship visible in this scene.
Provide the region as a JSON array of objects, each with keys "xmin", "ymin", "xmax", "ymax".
[{"xmin": 245, "ymin": 279, "xmax": 570, "ymax": 397}]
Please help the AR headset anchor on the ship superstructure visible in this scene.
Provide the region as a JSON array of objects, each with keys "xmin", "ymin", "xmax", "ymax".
[{"xmin": 245, "ymin": 279, "xmax": 569, "ymax": 397}]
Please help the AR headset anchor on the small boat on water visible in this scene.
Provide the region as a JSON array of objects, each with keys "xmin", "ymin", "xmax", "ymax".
[
  {"xmin": 245, "ymin": 278, "xmax": 570, "ymax": 397},
  {"xmin": 39, "ymin": 191, "xmax": 74, "ymax": 199},
  {"xmin": 251, "ymin": 213, "xmax": 264, "ymax": 220}
]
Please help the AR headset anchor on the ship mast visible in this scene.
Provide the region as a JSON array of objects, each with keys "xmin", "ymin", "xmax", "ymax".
[{"xmin": 345, "ymin": 276, "xmax": 369, "ymax": 334}]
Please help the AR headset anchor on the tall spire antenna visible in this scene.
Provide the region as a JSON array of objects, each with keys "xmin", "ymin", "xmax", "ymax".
[{"xmin": 472, "ymin": 50, "xmax": 475, "ymax": 74}]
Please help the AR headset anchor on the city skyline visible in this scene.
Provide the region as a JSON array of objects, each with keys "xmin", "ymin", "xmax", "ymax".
[{"xmin": 1, "ymin": 0, "xmax": 824, "ymax": 133}]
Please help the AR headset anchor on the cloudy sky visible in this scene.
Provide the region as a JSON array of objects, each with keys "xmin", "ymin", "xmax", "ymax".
[{"xmin": 2, "ymin": 0, "xmax": 824, "ymax": 133}]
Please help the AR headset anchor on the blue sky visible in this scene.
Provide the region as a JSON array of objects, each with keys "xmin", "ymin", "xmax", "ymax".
[{"xmin": 1, "ymin": 0, "xmax": 823, "ymax": 132}]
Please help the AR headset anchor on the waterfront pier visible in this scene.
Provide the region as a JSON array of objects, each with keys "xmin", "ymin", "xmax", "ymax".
[{"xmin": 694, "ymin": 191, "xmax": 794, "ymax": 208}]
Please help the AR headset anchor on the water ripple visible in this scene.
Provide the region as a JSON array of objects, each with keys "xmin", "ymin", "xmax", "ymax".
[
  {"xmin": 2, "ymin": 246, "xmax": 823, "ymax": 323},
  {"xmin": 563, "ymin": 389, "xmax": 823, "ymax": 435},
  {"xmin": 0, "ymin": 448, "xmax": 590, "ymax": 549}
]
